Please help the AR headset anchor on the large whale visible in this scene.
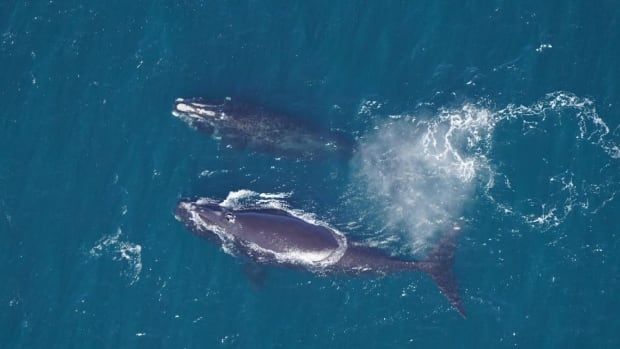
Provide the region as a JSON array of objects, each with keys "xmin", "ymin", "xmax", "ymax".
[
  {"xmin": 172, "ymin": 98, "xmax": 353, "ymax": 159},
  {"xmin": 175, "ymin": 198, "xmax": 465, "ymax": 317}
]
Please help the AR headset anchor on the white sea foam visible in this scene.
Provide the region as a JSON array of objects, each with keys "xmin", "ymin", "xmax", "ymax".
[
  {"xmin": 219, "ymin": 189, "xmax": 292, "ymax": 208},
  {"xmin": 90, "ymin": 228, "xmax": 142, "ymax": 285},
  {"xmin": 491, "ymin": 92, "xmax": 620, "ymax": 229},
  {"xmin": 198, "ymin": 169, "xmax": 230, "ymax": 178},
  {"xmin": 535, "ymin": 43, "xmax": 553, "ymax": 52},
  {"xmin": 355, "ymin": 104, "xmax": 494, "ymax": 252},
  {"xmin": 497, "ymin": 92, "xmax": 620, "ymax": 159},
  {"xmin": 358, "ymin": 99, "xmax": 383, "ymax": 116},
  {"xmin": 352, "ymin": 91, "xmax": 619, "ymax": 249}
]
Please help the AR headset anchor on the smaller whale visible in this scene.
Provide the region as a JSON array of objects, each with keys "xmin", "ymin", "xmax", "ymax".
[
  {"xmin": 175, "ymin": 198, "xmax": 465, "ymax": 317},
  {"xmin": 172, "ymin": 98, "xmax": 353, "ymax": 159}
]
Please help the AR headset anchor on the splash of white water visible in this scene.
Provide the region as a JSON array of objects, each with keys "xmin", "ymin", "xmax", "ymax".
[
  {"xmin": 90, "ymin": 228, "xmax": 142, "ymax": 285},
  {"xmin": 356, "ymin": 104, "xmax": 495, "ymax": 252},
  {"xmin": 353, "ymin": 91, "xmax": 619, "ymax": 250}
]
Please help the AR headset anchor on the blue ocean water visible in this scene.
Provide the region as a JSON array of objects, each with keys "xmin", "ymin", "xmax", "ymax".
[{"xmin": 1, "ymin": 0, "xmax": 619, "ymax": 347}]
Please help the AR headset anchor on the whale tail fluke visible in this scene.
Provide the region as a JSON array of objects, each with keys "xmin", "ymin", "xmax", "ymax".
[{"xmin": 417, "ymin": 229, "xmax": 465, "ymax": 318}]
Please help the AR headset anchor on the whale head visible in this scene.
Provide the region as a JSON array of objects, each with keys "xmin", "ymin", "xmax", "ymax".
[
  {"xmin": 175, "ymin": 198, "xmax": 237, "ymax": 240},
  {"xmin": 172, "ymin": 98, "xmax": 227, "ymax": 130}
]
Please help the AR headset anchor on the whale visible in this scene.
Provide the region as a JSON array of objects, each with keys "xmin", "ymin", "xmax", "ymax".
[
  {"xmin": 172, "ymin": 98, "xmax": 353, "ymax": 159},
  {"xmin": 175, "ymin": 197, "xmax": 465, "ymax": 317}
]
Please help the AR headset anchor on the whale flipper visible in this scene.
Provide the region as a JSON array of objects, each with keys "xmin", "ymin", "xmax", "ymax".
[
  {"xmin": 243, "ymin": 262, "xmax": 268, "ymax": 289},
  {"xmin": 417, "ymin": 229, "xmax": 465, "ymax": 318}
]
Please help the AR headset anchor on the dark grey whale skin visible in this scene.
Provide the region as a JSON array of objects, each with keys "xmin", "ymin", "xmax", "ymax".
[
  {"xmin": 172, "ymin": 98, "xmax": 353, "ymax": 159},
  {"xmin": 175, "ymin": 199, "xmax": 465, "ymax": 317}
]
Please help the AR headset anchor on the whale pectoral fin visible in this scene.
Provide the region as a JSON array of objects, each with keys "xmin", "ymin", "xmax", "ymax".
[
  {"xmin": 417, "ymin": 228, "xmax": 466, "ymax": 318},
  {"xmin": 242, "ymin": 262, "xmax": 268, "ymax": 289}
]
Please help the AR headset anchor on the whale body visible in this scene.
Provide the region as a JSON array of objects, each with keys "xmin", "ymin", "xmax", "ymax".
[
  {"xmin": 175, "ymin": 198, "xmax": 465, "ymax": 317},
  {"xmin": 172, "ymin": 98, "xmax": 352, "ymax": 159}
]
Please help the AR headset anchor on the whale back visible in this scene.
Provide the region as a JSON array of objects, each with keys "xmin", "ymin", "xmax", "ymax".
[{"xmin": 231, "ymin": 209, "xmax": 341, "ymax": 256}]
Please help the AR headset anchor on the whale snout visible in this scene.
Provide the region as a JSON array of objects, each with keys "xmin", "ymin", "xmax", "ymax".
[
  {"xmin": 172, "ymin": 98, "xmax": 221, "ymax": 120},
  {"xmin": 174, "ymin": 199, "xmax": 195, "ymax": 226},
  {"xmin": 175, "ymin": 198, "xmax": 227, "ymax": 232}
]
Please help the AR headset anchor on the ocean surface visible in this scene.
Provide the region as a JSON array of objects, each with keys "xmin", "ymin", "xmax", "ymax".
[{"xmin": 1, "ymin": 1, "xmax": 619, "ymax": 348}]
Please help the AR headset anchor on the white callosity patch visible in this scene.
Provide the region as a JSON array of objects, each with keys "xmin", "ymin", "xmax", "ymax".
[
  {"xmin": 90, "ymin": 228, "xmax": 142, "ymax": 285},
  {"xmin": 171, "ymin": 98, "xmax": 221, "ymax": 129},
  {"xmin": 175, "ymin": 102, "xmax": 216, "ymax": 117}
]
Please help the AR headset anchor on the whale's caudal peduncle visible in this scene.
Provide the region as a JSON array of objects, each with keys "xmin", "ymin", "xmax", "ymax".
[{"xmin": 175, "ymin": 198, "xmax": 465, "ymax": 317}]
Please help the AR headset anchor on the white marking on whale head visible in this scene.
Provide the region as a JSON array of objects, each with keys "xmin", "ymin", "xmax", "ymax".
[
  {"xmin": 175, "ymin": 103, "xmax": 216, "ymax": 117},
  {"xmin": 172, "ymin": 100, "xmax": 224, "ymax": 129},
  {"xmin": 176, "ymin": 201, "xmax": 238, "ymax": 256}
]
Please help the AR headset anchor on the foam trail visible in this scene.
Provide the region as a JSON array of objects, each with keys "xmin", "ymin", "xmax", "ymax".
[
  {"xmin": 497, "ymin": 92, "xmax": 620, "ymax": 159},
  {"xmin": 490, "ymin": 92, "xmax": 620, "ymax": 229}
]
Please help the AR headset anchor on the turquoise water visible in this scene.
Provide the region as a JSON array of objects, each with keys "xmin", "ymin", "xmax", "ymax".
[{"xmin": 1, "ymin": 1, "xmax": 619, "ymax": 347}]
